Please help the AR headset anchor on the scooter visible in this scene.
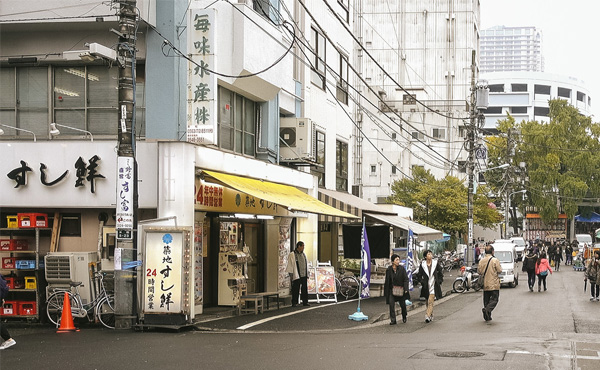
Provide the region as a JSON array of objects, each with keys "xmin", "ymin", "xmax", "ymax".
[{"xmin": 452, "ymin": 266, "xmax": 481, "ymax": 293}]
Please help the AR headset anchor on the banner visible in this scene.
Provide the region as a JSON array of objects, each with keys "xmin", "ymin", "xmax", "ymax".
[
  {"xmin": 407, "ymin": 229, "xmax": 414, "ymax": 291},
  {"xmin": 360, "ymin": 221, "xmax": 371, "ymax": 298}
]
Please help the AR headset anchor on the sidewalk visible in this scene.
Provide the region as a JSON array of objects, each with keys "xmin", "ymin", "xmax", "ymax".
[{"xmin": 194, "ymin": 268, "xmax": 460, "ymax": 332}]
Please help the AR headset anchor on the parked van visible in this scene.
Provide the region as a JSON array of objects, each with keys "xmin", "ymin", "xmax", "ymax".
[
  {"xmin": 576, "ymin": 234, "xmax": 593, "ymax": 250},
  {"xmin": 510, "ymin": 237, "xmax": 527, "ymax": 261},
  {"xmin": 491, "ymin": 242, "xmax": 519, "ymax": 288}
]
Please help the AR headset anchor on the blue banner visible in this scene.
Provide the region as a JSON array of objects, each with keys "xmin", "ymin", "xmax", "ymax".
[
  {"xmin": 360, "ymin": 221, "xmax": 371, "ymax": 298},
  {"xmin": 407, "ymin": 228, "xmax": 414, "ymax": 291}
]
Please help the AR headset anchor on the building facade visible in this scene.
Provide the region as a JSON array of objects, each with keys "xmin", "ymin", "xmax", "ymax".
[{"xmin": 480, "ymin": 25, "xmax": 544, "ymax": 73}]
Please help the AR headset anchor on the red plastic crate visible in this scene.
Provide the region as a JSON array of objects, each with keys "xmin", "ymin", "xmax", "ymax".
[
  {"xmin": 14, "ymin": 239, "xmax": 28, "ymax": 250},
  {"xmin": 17, "ymin": 213, "xmax": 48, "ymax": 228},
  {"xmin": 13, "ymin": 278, "xmax": 24, "ymax": 289},
  {"xmin": 18, "ymin": 301, "xmax": 36, "ymax": 316},
  {"xmin": 4, "ymin": 277, "xmax": 15, "ymax": 289},
  {"xmin": 1, "ymin": 301, "xmax": 18, "ymax": 316},
  {"xmin": 2, "ymin": 257, "xmax": 16, "ymax": 269},
  {"xmin": 0, "ymin": 239, "xmax": 14, "ymax": 251}
]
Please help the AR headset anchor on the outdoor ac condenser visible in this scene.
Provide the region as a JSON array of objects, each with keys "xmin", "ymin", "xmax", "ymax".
[
  {"xmin": 45, "ymin": 252, "xmax": 99, "ymax": 304},
  {"xmin": 279, "ymin": 118, "xmax": 315, "ymax": 162}
]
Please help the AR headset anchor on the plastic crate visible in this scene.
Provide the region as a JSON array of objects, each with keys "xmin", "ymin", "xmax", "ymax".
[
  {"xmin": 17, "ymin": 213, "xmax": 48, "ymax": 228},
  {"xmin": 4, "ymin": 277, "xmax": 15, "ymax": 289},
  {"xmin": 16, "ymin": 260, "xmax": 36, "ymax": 269},
  {"xmin": 25, "ymin": 276, "xmax": 37, "ymax": 289},
  {"xmin": 6, "ymin": 215, "xmax": 18, "ymax": 228},
  {"xmin": 0, "ymin": 239, "xmax": 14, "ymax": 251},
  {"xmin": 2, "ymin": 257, "xmax": 16, "ymax": 269},
  {"xmin": 13, "ymin": 278, "xmax": 24, "ymax": 289},
  {"xmin": 1, "ymin": 301, "xmax": 18, "ymax": 316},
  {"xmin": 18, "ymin": 301, "xmax": 36, "ymax": 316},
  {"xmin": 14, "ymin": 239, "xmax": 28, "ymax": 250}
]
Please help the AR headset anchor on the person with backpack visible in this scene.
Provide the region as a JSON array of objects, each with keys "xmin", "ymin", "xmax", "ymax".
[
  {"xmin": 585, "ymin": 251, "xmax": 600, "ymax": 301},
  {"xmin": 522, "ymin": 247, "xmax": 538, "ymax": 292},
  {"xmin": 535, "ymin": 252, "xmax": 553, "ymax": 292},
  {"xmin": 0, "ymin": 273, "xmax": 16, "ymax": 350}
]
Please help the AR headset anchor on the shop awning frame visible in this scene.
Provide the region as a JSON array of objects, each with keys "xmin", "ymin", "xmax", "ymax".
[
  {"xmin": 202, "ymin": 170, "xmax": 358, "ymax": 219},
  {"xmin": 318, "ymin": 188, "xmax": 396, "ymax": 222},
  {"xmin": 364, "ymin": 213, "xmax": 443, "ymax": 241}
]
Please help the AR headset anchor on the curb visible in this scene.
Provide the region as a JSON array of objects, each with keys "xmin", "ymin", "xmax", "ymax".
[{"xmin": 373, "ymin": 289, "xmax": 455, "ymax": 324}]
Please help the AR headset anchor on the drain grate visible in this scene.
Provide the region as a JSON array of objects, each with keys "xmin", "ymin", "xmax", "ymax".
[{"xmin": 435, "ymin": 351, "xmax": 485, "ymax": 358}]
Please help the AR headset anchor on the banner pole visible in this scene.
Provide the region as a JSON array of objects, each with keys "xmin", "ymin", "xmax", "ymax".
[{"xmin": 349, "ymin": 217, "xmax": 368, "ymax": 321}]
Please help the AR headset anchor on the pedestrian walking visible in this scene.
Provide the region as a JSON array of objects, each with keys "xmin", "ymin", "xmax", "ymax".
[
  {"xmin": 565, "ymin": 244, "xmax": 573, "ymax": 266},
  {"xmin": 383, "ymin": 254, "xmax": 409, "ymax": 324},
  {"xmin": 554, "ymin": 246, "xmax": 563, "ymax": 271},
  {"xmin": 585, "ymin": 251, "xmax": 600, "ymax": 301},
  {"xmin": 535, "ymin": 252, "xmax": 553, "ymax": 292},
  {"xmin": 286, "ymin": 241, "xmax": 310, "ymax": 307},
  {"xmin": 522, "ymin": 247, "xmax": 538, "ymax": 292},
  {"xmin": 417, "ymin": 250, "xmax": 443, "ymax": 323},
  {"xmin": 478, "ymin": 245, "xmax": 502, "ymax": 322},
  {"xmin": 0, "ymin": 273, "xmax": 16, "ymax": 350}
]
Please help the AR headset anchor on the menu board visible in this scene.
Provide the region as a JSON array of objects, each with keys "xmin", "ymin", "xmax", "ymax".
[{"xmin": 315, "ymin": 266, "xmax": 336, "ymax": 294}]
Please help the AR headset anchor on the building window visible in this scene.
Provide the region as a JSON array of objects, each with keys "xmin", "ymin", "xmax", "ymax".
[
  {"xmin": 336, "ymin": 54, "xmax": 348, "ymax": 104},
  {"xmin": 310, "ymin": 27, "xmax": 326, "ymax": 89},
  {"xmin": 458, "ymin": 125, "xmax": 466, "ymax": 137},
  {"xmin": 391, "ymin": 165, "xmax": 397, "ymax": 175},
  {"xmin": 370, "ymin": 165, "xmax": 377, "ymax": 174},
  {"xmin": 337, "ymin": 0, "xmax": 349, "ymax": 23},
  {"xmin": 411, "ymin": 131, "xmax": 424, "ymax": 140},
  {"xmin": 253, "ymin": 0, "xmax": 280, "ymax": 24},
  {"xmin": 432, "ymin": 128, "xmax": 445, "ymax": 140},
  {"xmin": 457, "ymin": 161, "xmax": 467, "ymax": 173},
  {"xmin": 557, "ymin": 87, "xmax": 571, "ymax": 98},
  {"xmin": 311, "ymin": 131, "xmax": 325, "ymax": 187},
  {"xmin": 0, "ymin": 65, "xmax": 145, "ymax": 138},
  {"xmin": 391, "ymin": 132, "xmax": 397, "ymax": 140},
  {"xmin": 511, "ymin": 84, "xmax": 527, "ymax": 92},
  {"xmin": 336, "ymin": 140, "xmax": 348, "ymax": 191},
  {"xmin": 489, "ymin": 84, "xmax": 504, "ymax": 92},
  {"xmin": 218, "ymin": 86, "xmax": 257, "ymax": 156},
  {"xmin": 577, "ymin": 91, "xmax": 586, "ymax": 102},
  {"xmin": 60, "ymin": 213, "xmax": 81, "ymax": 237},
  {"xmin": 534, "ymin": 106, "xmax": 550, "ymax": 117},
  {"xmin": 511, "ymin": 107, "xmax": 527, "ymax": 114},
  {"xmin": 534, "ymin": 84, "xmax": 551, "ymax": 95},
  {"xmin": 486, "ymin": 106, "xmax": 502, "ymax": 114},
  {"xmin": 403, "ymin": 94, "xmax": 416, "ymax": 105}
]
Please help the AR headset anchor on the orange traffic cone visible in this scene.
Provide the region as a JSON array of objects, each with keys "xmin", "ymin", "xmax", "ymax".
[{"xmin": 56, "ymin": 292, "xmax": 79, "ymax": 333}]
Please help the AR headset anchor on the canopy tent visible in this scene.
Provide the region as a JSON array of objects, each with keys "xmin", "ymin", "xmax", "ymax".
[{"xmin": 575, "ymin": 212, "xmax": 600, "ymax": 223}]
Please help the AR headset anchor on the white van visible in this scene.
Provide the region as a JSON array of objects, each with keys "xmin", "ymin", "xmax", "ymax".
[
  {"xmin": 491, "ymin": 242, "xmax": 519, "ymax": 288},
  {"xmin": 576, "ymin": 234, "xmax": 593, "ymax": 250},
  {"xmin": 510, "ymin": 237, "xmax": 526, "ymax": 261}
]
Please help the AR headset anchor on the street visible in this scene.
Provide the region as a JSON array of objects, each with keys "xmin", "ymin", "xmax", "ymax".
[{"xmin": 2, "ymin": 266, "xmax": 599, "ymax": 370}]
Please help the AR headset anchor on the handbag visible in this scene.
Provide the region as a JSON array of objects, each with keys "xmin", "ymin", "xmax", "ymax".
[
  {"xmin": 539, "ymin": 269, "xmax": 548, "ymax": 276},
  {"xmin": 392, "ymin": 285, "xmax": 404, "ymax": 297},
  {"xmin": 477, "ymin": 257, "xmax": 493, "ymax": 289}
]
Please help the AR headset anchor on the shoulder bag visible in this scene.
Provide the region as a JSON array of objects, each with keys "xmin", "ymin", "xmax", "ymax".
[{"xmin": 477, "ymin": 258, "xmax": 493, "ymax": 289}]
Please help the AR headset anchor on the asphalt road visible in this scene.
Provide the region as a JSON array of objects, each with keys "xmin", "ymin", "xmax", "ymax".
[{"xmin": 2, "ymin": 265, "xmax": 599, "ymax": 370}]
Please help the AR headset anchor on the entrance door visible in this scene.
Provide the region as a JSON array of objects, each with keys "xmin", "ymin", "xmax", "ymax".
[{"xmin": 244, "ymin": 222, "xmax": 262, "ymax": 293}]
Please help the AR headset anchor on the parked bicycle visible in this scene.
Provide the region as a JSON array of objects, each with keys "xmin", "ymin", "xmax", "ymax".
[
  {"xmin": 336, "ymin": 271, "xmax": 360, "ymax": 300},
  {"xmin": 46, "ymin": 271, "xmax": 115, "ymax": 329}
]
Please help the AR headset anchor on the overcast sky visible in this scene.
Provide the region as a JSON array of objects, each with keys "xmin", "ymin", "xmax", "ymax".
[{"xmin": 480, "ymin": 0, "xmax": 600, "ymax": 119}]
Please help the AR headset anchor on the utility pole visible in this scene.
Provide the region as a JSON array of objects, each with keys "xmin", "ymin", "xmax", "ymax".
[
  {"xmin": 114, "ymin": 0, "xmax": 138, "ymax": 330},
  {"xmin": 466, "ymin": 50, "xmax": 476, "ymax": 265}
]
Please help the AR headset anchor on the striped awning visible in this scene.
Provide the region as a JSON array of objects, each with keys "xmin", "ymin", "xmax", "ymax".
[
  {"xmin": 365, "ymin": 213, "xmax": 443, "ymax": 241},
  {"xmin": 317, "ymin": 188, "xmax": 396, "ymax": 223}
]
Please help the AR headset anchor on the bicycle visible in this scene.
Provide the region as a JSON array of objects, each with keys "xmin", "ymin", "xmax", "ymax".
[
  {"xmin": 46, "ymin": 271, "xmax": 115, "ymax": 329},
  {"xmin": 336, "ymin": 272, "xmax": 359, "ymax": 300}
]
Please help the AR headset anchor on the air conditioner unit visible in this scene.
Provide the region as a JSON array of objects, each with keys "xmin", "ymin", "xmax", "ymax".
[
  {"xmin": 45, "ymin": 252, "xmax": 99, "ymax": 304},
  {"xmin": 279, "ymin": 118, "xmax": 315, "ymax": 161}
]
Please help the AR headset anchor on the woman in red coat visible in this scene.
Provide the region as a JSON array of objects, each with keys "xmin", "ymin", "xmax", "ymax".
[{"xmin": 535, "ymin": 252, "xmax": 553, "ymax": 292}]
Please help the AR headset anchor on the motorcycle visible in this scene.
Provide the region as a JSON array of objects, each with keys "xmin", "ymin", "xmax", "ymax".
[{"xmin": 452, "ymin": 266, "xmax": 481, "ymax": 293}]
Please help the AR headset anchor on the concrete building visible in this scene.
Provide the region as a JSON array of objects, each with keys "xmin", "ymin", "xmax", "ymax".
[
  {"xmin": 480, "ymin": 25, "xmax": 544, "ymax": 73},
  {"xmin": 481, "ymin": 71, "xmax": 592, "ymax": 131},
  {"xmin": 355, "ymin": 0, "xmax": 480, "ymax": 204}
]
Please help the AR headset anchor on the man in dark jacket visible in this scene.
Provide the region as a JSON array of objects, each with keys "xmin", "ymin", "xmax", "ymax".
[
  {"xmin": 384, "ymin": 254, "xmax": 409, "ymax": 324},
  {"xmin": 522, "ymin": 248, "xmax": 538, "ymax": 291}
]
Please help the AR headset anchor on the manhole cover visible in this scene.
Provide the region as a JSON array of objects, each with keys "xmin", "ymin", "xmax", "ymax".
[{"xmin": 435, "ymin": 351, "xmax": 485, "ymax": 358}]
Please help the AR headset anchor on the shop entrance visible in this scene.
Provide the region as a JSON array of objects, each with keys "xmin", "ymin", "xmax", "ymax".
[{"xmin": 243, "ymin": 222, "xmax": 263, "ymax": 293}]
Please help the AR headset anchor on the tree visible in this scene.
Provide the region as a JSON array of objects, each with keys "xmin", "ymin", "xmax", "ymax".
[{"xmin": 388, "ymin": 167, "xmax": 503, "ymax": 241}]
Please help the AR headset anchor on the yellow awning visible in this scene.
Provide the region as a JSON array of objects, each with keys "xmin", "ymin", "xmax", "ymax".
[{"xmin": 202, "ymin": 170, "xmax": 358, "ymax": 219}]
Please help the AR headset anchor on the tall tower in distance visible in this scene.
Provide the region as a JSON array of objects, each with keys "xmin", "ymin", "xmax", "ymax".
[{"xmin": 480, "ymin": 25, "xmax": 544, "ymax": 73}]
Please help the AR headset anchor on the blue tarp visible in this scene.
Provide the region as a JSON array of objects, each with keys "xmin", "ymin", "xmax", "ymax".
[
  {"xmin": 435, "ymin": 233, "xmax": 451, "ymax": 242},
  {"xmin": 575, "ymin": 212, "xmax": 600, "ymax": 223}
]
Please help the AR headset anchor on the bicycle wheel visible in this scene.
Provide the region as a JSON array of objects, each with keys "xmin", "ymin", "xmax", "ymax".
[
  {"xmin": 46, "ymin": 291, "xmax": 82, "ymax": 327},
  {"xmin": 340, "ymin": 276, "xmax": 359, "ymax": 299},
  {"xmin": 96, "ymin": 295, "xmax": 115, "ymax": 329}
]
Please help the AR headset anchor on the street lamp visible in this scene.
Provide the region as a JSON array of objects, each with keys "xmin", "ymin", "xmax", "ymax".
[
  {"xmin": 0, "ymin": 124, "xmax": 37, "ymax": 142},
  {"xmin": 50, "ymin": 123, "xmax": 94, "ymax": 141},
  {"xmin": 505, "ymin": 190, "xmax": 527, "ymax": 238}
]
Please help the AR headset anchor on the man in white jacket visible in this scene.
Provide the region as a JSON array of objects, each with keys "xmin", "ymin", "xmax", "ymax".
[{"xmin": 287, "ymin": 241, "xmax": 309, "ymax": 306}]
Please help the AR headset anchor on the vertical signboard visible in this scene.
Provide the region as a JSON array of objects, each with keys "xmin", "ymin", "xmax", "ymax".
[
  {"xmin": 116, "ymin": 156, "xmax": 134, "ymax": 239},
  {"xmin": 143, "ymin": 230, "xmax": 184, "ymax": 314},
  {"xmin": 187, "ymin": 8, "xmax": 217, "ymax": 144}
]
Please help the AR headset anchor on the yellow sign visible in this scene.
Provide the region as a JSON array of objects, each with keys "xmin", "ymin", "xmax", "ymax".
[{"xmin": 194, "ymin": 178, "xmax": 290, "ymax": 216}]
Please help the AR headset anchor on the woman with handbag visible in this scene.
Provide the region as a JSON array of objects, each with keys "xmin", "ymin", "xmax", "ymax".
[
  {"xmin": 535, "ymin": 252, "xmax": 553, "ymax": 292},
  {"xmin": 585, "ymin": 251, "xmax": 600, "ymax": 301},
  {"xmin": 384, "ymin": 254, "xmax": 409, "ymax": 325},
  {"xmin": 418, "ymin": 250, "xmax": 443, "ymax": 323}
]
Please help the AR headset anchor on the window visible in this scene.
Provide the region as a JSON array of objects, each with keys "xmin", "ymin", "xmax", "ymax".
[
  {"xmin": 411, "ymin": 131, "xmax": 424, "ymax": 140},
  {"xmin": 253, "ymin": 0, "xmax": 280, "ymax": 24},
  {"xmin": 511, "ymin": 107, "xmax": 527, "ymax": 114},
  {"xmin": 511, "ymin": 84, "xmax": 527, "ymax": 92},
  {"xmin": 534, "ymin": 106, "xmax": 550, "ymax": 117},
  {"xmin": 218, "ymin": 86, "xmax": 256, "ymax": 156},
  {"xmin": 557, "ymin": 87, "xmax": 571, "ymax": 98},
  {"xmin": 534, "ymin": 84, "xmax": 551, "ymax": 95},
  {"xmin": 336, "ymin": 54, "xmax": 348, "ymax": 104},
  {"xmin": 457, "ymin": 161, "xmax": 467, "ymax": 173},
  {"xmin": 336, "ymin": 140, "xmax": 348, "ymax": 191},
  {"xmin": 370, "ymin": 165, "xmax": 377, "ymax": 174},
  {"xmin": 60, "ymin": 213, "xmax": 81, "ymax": 237},
  {"xmin": 432, "ymin": 128, "xmax": 445, "ymax": 140},
  {"xmin": 337, "ymin": 0, "xmax": 349, "ymax": 23},
  {"xmin": 391, "ymin": 132, "xmax": 397, "ymax": 140},
  {"xmin": 310, "ymin": 27, "xmax": 326, "ymax": 89},
  {"xmin": 489, "ymin": 84, "xmax": 504, "ymax": 92},
  {"xmin": 391, "ymin": 165, "xmax": 397, "ymax": 175},
  {"xmin": 403, "ymin": 94, "xmax": 416, "ymax": 105},
  {"xmin": 0, "ymin": 65, "xmax": 145, "ymax": 138},
  {"xmin": 311, "ymin": 131, "xmax": 325, "ymax": 187},
  {"xmin": 577, "ymin": 91, "xmax": 585, "ymax": 102},
  {"xmin": 486, "ymin": 106, "xmax": 502, "ymax": 114}
]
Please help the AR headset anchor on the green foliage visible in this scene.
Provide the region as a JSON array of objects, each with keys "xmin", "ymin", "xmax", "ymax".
[{"xmin": 388, "ymin": 167, "xmax": 502, "ymax": 239}]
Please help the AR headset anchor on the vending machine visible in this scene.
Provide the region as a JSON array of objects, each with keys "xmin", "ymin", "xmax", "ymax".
[{"xmin": 217, "ymin": 222, "xmax": 249, "ymax": 306}]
